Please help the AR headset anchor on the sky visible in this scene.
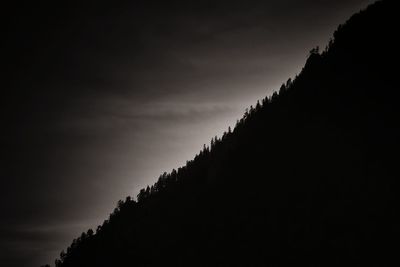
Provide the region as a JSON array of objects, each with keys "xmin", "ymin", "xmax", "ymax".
[{"xmin": 3, "ymin": 0, "xmax": 374, "ymax": 266}]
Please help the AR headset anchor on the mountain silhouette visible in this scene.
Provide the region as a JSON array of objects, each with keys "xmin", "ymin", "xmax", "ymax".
[{"xmin": 46, "ymin": 1, "xmax": 400, "ymax": 266}]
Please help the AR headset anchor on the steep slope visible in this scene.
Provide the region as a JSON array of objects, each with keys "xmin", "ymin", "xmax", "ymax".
[{"xmin": 50, "ymin": 1, "xmax": 400, "ymax": 266}]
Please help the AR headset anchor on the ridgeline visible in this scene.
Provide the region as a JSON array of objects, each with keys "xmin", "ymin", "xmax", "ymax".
[{"xmin": 47, "ymin": 1, "xmax": 400, "ymax": 266}]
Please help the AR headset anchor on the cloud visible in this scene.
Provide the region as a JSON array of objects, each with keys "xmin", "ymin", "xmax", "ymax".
[{"xmin": 2, "ymin": 0, "xmax": 375, "ymax": 266}]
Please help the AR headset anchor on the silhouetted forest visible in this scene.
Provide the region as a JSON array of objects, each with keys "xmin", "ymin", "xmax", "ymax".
[{"xmin": 45, "ymin": 1, "xmax": 400, "ymax": 266}]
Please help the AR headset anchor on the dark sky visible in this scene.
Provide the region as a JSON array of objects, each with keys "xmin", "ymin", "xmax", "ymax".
[{"xmin": 3, "ymin": 0, "xmax": 373, "ymax": 266}]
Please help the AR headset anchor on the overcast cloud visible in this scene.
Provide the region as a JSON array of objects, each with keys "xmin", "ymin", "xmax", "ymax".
[{"xmin": 2, "ymin": 1, "xmax": 373, "ymax": 266}]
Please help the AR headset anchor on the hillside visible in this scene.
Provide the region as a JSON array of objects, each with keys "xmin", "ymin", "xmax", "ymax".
[{"xmin": 48, "ymin": 1, "xmax": 400, "ymax": 266}]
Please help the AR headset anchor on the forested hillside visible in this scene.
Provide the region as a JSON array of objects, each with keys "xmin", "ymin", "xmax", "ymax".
[{"xmin": 47, "ymin": 1, "xmax": 400, "ymax": 266}]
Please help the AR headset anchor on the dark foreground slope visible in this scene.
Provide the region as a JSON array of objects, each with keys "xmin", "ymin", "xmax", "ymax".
[{"xmin": 50, "ymin": 1, "xmax": 400, "ymax": 266}]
